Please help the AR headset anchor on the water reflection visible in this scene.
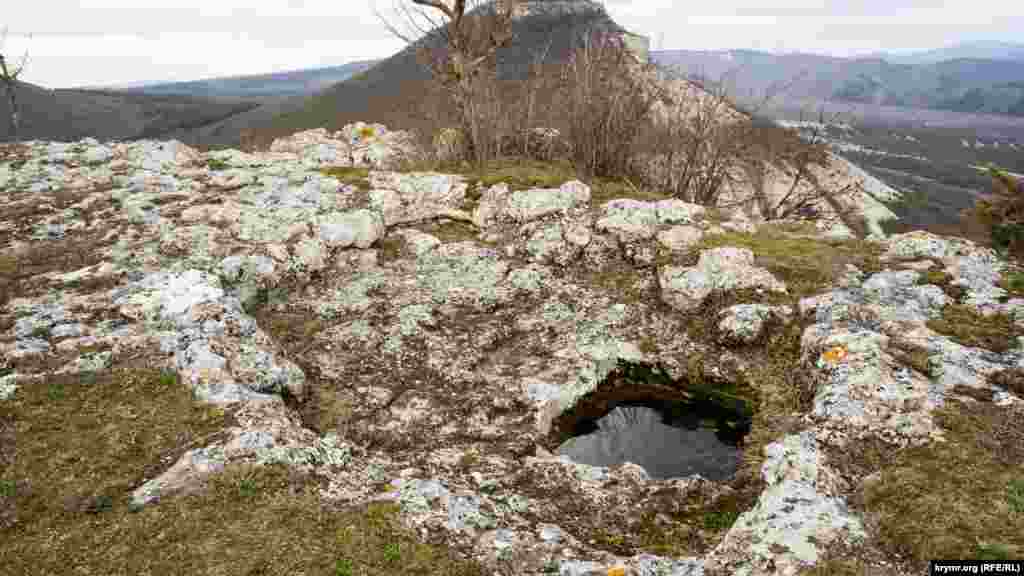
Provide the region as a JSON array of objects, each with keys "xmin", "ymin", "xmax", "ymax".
[{"xmin": 557, "ymin": 405, "xmax": 743, "ymax": 481}]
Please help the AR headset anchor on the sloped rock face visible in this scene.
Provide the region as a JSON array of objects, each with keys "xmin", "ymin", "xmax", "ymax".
[
  {"xmin": 3, "ymin": 131, "xmax": 1023, "ymax": 576},
  {"xmin": 620, "ymin": 56, "xmax": 901, "ymax": 240}
]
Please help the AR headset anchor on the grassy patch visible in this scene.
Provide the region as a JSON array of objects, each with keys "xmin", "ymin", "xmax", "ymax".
[
  {"xmin": 588, "ymin": 176, "xmax": 670, "ymax": 206},
  {"xmin": 1, "ymin": 365, "xmax": 485, "ymax": 575},
  {"xmin": 320, "ymin": 166, "xmax": 372, "ymax": 191},
  {"xmin": 0, "ymin": 366, "xmax": 231, "ymax": 537},
  {"xmin": 926, "ymin": 304, "xmax": 1024, "ymax": 353},
  {"xmin": 457, "ymin": 450, "xmax": 480, "ymax": 470},
  {"xmin": 250, "ymin": 309, "xmax": 356, "ymax": 434},
  {"xmin": 887, "ymin": 336, "xmax": 936, "ymax": 378},
  {"xmin": 582, "ymin": 264, "xmax": 652, "ymax": 308},
  {"xmin": 205, "ymin": 157, "xmax": 230, "ymax": 171},
  {"xmin": 376, "ymin": 235, "xmax": 407, "ymax": 263},
  {"xmin": 820, "ymin": 399, "xmax": 1024, "ymax": 573},
  {"xmin": 998, "ymin": 267, "xmax": 1024, "ymax": 300},
  {"xmin": 5, "ymin": 461, "xmax": 486, "ymax": 575},
  {"xmin": 459, "ymin": 158, "xmax": 576, "ymax": 192},
  {"xmin": 416, "ymin": 220, "xmax": 480, "ymax": 244},
  {"xmin": 916, "ymin": 266, "xmax": 968, "ymax": 301},
  {"xmin": 404, "ymin": 157, "xmax": 671, "ymax": 213},
  {"xmin": 689, "ymin": 226, "xmax": 888, "ymax": 300}
]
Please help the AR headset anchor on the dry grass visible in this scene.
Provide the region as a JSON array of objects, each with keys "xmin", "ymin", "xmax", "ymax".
[
  {"xmin": 915, "ymin": 264, "xmax": 969, "ymax": 301},
  {"xmin": 927, "ymin": 304, "xmax": 1024, "ymax": 354},
  {"xmin": 0, "ymin": 366, "xmax": 486, "ymax": 576},
  {"xmin": 687, "ymin": 225, "xmax": 887, "ymax": 300},
  {"xmin": 320, "ymin": 166, "xmax": 373, "ymax": 191},
  {"xmin": 804, "ymin": 399, "xmax": 1024, "ymax": 575}
]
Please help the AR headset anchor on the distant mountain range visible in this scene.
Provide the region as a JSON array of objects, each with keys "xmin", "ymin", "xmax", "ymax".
[
  {"xmin": 4, "ymin": 32, "xmax": 1024, "ymax": 147},
  {"xmin": 867, "ymin": 41, "xmax": 1024, "ymax": 65},
  {"xmin": 76, "ymin": 59, "xmax": 379, "ymax": 98},
  {"xmin": 650, "ymin": 44, "xmax": 1024, "ymax": 118}
]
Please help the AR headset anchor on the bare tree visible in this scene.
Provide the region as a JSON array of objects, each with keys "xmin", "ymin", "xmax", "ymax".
[
  {"xmin": 739, "ymin": 107, "xmax": 864, "ymax": 227},
  {"xmin": 0, "ymin": 26, "xmax": 31, "ymax": 143},
  {"xmin": 373, "ymin": 0, "xmax": 520, "ymax": 168}
]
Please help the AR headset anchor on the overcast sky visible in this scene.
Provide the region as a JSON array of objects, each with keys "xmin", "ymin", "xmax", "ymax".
[{"xmin": 3, "ymin": 0, "xmax": 1022, "ymax": 89}]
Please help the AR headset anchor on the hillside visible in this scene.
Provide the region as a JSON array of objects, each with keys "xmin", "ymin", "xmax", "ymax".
[
  {"xmin": 242, "ymin": 0, "xmax": 632, "ymax": 151},
  {"xmin": 875, "ymin": 41, "xmax": 1024, "ymax": 65},
  {"xmin": 0, "ymin": 80, "xmax": 263, "ymax": 143},
  {"xmin": 108, "ymin": 59, "xmax": 379, "ymax": 99},
  {"xmin": 651, "ymin": 49, "xmax": 1024, "ymax": 117}
]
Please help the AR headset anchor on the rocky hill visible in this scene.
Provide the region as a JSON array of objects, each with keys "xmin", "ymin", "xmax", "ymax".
[
  {"xmin": 2, "ymin": 119, "xmax": 1023, "ymax": 574},
  {"xmin": 240, "ymin": 0, "xmax": 636, "ymax": 151},
  {"xmin": 3, "ymin": 5, "xmax": 1023, "ymax": 573}
]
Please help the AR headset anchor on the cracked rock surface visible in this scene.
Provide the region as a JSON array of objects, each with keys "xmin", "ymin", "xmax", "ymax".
[{"xmin": 3, "ymin": 129, "xmax": 1023, "ymax": 576}]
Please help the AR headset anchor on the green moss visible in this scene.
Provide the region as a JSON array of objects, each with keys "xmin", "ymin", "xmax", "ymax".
[
  {"xmin": 205, "ymin": 158, "xmax": 230, "ymax": 171},
  {"xmin": 0, "ymin": 479, "xmax": 15, "ymax": 498},
  {"xmin": 158, "ymin": 369, "xmax": 178, "ymax": 388},
  {"xmin": 701, "ymin": 508, "xmax": 741, "ymax": 531},
  {"xmin": 691, "ymin": 226, "xmax": 887, "ymax": 300},
  {"xmin": 462, "ymin": 158, "xmax": 576, "ymax": 192},
  {"xmin": 1008, "ymin": 478, "xmax": 1024, "ymax": 515},
  {"xmin": 320, "ymin": 166, "xmax": 372, "ymax": 191},
  {"xmin": 376, "ymin": 235, "xmax": 406, "ymax": 263},
  {"xmin": 589, "ymin": 176, "xmax": 670, "ymax": 205}
]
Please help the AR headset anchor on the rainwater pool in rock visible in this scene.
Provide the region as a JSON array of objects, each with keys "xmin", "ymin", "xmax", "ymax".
[{"xmin": 556, "ymin": 402, "xmax": 746, "ymax": 481}]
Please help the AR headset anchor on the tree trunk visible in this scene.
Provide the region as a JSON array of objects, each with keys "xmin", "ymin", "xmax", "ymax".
[
  {"xmin": 3, "ymin": 86, "xmax": 17, "ymax": 144},
  {"xmin": 0, "ymin": 54, "xmax": 21, "ymax": 144}
]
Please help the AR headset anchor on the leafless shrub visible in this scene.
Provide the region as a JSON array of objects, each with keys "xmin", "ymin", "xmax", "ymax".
[
  {"xmin": 500, "ymin": 37, "xmax": 570, "ymax": 163},
  {"xmin": 551, "ymin": 29, "xmax": 662, "ymax": 180},
  {"xmin": 628, "ymin": 74, "xmax": 753, "ymax": 208},
  {"xmin": 740, "ymin": 107, "xmax": 867, "ymax": 231},
  {"xmin": 616, "ymin": 63, "xmax": 871, "ymax": 235},
  {"xmin": 960, "ymin": 165, "xmax": 1024, "ymax": 260}
]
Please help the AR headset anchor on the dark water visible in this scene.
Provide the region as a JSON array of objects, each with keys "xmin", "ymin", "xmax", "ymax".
[{"xmin": 557, "ymin": 404, "xmax": 745, "ymax": 481}]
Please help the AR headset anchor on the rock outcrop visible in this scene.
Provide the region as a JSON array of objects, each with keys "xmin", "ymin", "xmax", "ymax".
[{"xmin": 3, "ymin": 127, "xmax": 1023, "ymax": 576}]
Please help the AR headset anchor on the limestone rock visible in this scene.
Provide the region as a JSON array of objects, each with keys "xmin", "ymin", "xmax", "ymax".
[
  {"xmin": 717, "ymin": 304, "xmax": 793, "ymax": 344},
  {"xmin": 660, "ymin": 247, "xmax": 788, "ymax": 313},
  {"xmin": 4, "ymin": 130, "xmax": 1022, "ymax": 576}
]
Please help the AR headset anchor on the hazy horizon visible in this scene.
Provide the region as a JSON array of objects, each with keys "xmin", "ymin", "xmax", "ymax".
[{"xmin": 2, "ymin": 0, "xmax": 1022, "ymax": 89}]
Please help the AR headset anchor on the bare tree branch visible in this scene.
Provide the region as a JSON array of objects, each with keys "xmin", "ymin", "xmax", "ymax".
[{"xmin": 374, "ymin": 0, "xmax": 520, "ymax": 168}]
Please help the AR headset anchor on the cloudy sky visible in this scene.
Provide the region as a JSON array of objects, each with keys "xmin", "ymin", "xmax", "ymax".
[{"xmin": 2, "ymin": 0, "xmax": 1022, "ymax": 89}]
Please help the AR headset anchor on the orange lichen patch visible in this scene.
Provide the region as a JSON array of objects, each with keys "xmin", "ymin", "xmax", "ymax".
[{"xmin": 820, "ymin": 345, "xmax": 848, "ymax": 365}]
